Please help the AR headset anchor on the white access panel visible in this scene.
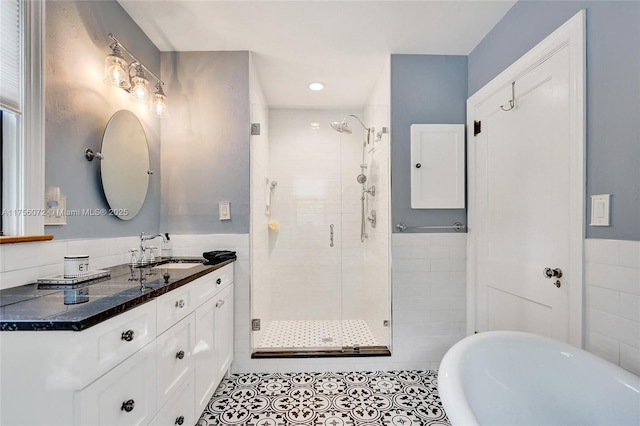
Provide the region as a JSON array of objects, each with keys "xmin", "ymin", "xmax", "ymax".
[{"xmin": 410, "ymin": 124, "xmax": 465, "ymax": 209}]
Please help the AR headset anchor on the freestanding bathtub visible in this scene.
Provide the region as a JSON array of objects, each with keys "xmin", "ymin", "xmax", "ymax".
[{"xmin": 438, "ymin": 331, "xmax": 640, "ymax": 425}]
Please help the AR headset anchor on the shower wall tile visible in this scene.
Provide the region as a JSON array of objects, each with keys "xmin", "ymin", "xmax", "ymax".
[{"xmin": 585, "ymin": 238, "xmax": 640, "ymax": 376}]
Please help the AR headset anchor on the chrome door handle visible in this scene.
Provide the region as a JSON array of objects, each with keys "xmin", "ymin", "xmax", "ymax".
[
  {"xmin": 329, "ymin": 224, "xmax": 334, "ymax": 247},
  {"xmin": 543, "ymin": 267, "xmax": 563, "ymax": 279}
]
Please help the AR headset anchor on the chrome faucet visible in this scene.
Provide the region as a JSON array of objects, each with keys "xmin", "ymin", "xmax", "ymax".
[{"xmin": 139, "ymin": 232, "xmax": 169, "ymax": 264}]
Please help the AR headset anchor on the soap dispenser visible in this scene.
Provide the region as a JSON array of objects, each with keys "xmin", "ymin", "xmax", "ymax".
[{"xmin": 161, "ymin": 233, "xmax": 172, "ymax": 259}]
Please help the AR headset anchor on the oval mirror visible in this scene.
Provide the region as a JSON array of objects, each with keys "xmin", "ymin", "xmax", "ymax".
[{"xmin": 100, "ymin": 110, "xmax": 149, "ymax": 220}]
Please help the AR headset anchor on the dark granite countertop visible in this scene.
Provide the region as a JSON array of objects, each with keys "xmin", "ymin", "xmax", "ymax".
[{"xmin": 0, "ymin": 257, "xmax": 234, "ymax": 331}]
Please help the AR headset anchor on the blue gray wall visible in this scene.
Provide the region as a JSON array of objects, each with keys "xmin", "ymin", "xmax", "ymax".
[
  {"xmin": 469, "ymin": 0, "xmax": 640, "ymax": 241},
  {"xmin": 160, "ymin": 51, "xmax": 251, "ymax": 234},
  {"xmin": 45, "ymin": 0, "xmax": 161, "ymax": 239},
  {"xmin": 390, "ymin": 55, "xmax": 468, "ymax": 233}
]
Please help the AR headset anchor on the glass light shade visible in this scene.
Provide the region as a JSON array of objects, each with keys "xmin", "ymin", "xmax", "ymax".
[
  {"xmin": 129, "ymin": 76, "xmax": 149, "ymax": 103},
  {"xmin": 103, "ymin": 55, "xmax": 130, "ymax": 89},
  {"xmin": 151, "ymin": 93, "xmax": 168, "ymax": 118}
]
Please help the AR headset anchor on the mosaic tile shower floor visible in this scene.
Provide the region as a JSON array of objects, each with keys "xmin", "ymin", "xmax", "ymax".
[
  {"xmin": 197, "ymin": 370, "xmax": 450, "ymax": 426},
  {"xmin": 256, "ymin": 320, "xmax": 379, "ymax": 349}
]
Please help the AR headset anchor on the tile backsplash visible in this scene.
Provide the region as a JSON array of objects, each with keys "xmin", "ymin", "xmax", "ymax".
[{"xmin": 0, "ymin": 236, "xmax": 139, "ymax": 290}]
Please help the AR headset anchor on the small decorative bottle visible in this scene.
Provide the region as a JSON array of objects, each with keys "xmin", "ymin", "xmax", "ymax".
[{"xmin": 161, "ymin": 233, "xmax": 172, "ymax": 259}]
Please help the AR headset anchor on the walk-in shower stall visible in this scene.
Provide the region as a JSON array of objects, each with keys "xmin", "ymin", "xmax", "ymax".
[{"xmin": 250, "ymin": 107, "xmax": 391, "ymax": 356}]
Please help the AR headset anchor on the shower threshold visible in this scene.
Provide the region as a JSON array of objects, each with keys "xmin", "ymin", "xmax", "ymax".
[{"xmin": 252, "ymin": 346, "xmax": 391, "ymax": 359}]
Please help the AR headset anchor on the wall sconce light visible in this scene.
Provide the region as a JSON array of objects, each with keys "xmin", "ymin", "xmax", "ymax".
[{"xmin": 103, "ymin": 33, "xmax": 168, "ymax": 118}]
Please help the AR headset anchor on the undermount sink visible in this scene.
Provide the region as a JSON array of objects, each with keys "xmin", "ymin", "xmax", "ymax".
[{"xmin": 151, "ymin": 262, "xmax": 200, "ymax": 270}]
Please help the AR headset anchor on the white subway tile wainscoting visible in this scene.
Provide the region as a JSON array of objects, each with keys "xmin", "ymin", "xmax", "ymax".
[{"xmin": 584, "ymin": 239, "xmax": 640, "ymax": 375}]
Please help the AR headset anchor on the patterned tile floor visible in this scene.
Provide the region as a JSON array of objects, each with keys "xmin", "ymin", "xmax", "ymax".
[
  {"xmin": 197, "ymin": 371, "xmax": 450, "ymax": 426},
  {"xmin": 257, "ymin": 320, "xmax": 379, "ymax": 349}
]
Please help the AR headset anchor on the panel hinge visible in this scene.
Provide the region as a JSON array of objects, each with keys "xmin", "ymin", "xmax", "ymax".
[
  {"xmin": 251, "ymin": 123, "xmax": 261, "ymax": 136},
  {"xmin": 473, "ymin": 120, "xmax": 481, "ymax": 136},
  {"xmin": 251, "ymin": 318, "xmax": 261, "ymax": 331}
]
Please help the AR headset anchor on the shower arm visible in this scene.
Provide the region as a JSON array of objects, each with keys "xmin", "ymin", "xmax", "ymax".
[{"xmin": 343, "ymin": 114, "xmax": 371, "ymax": 132}]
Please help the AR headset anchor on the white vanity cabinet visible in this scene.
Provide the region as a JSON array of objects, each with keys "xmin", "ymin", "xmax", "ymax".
[
  {"xmin": 0, "ymin": 262, "xmax": 234, "ymax": 426},
  {"xmin": 74, "ymin": 341, "xmax": 158, "ymax": 426},
  {"xmin": 155, "ymin": 313, "xmax": 196, "ymax": 408},
  {"xmin": 194, "ymin": 282, "xmax": 234, "ymax": 415}
]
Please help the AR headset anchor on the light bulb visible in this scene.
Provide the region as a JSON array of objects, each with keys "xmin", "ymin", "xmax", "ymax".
[
  {"xmin": 129, "ymin": 76, "xmax": 149, "ymax": 103},
  {"xmin": 103, "ymin": 55, "xmax": 130, "ymax": 89},
  {"xmin": 151, "ymin": 93, "xmax": 168, "ymax": 118},
  {"xmin": 150, "ymin": 82, "xmax": 168, "ymax": 118}
]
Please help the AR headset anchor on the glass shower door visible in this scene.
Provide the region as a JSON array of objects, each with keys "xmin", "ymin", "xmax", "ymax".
[{"xmin": 251, "ymin": 106, "xmax": 391, "ymax": 356}]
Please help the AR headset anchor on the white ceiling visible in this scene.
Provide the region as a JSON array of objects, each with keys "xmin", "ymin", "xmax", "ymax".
[{"xmin": 117, "ymin": 0, "xmax": 516, "ymax": 108}]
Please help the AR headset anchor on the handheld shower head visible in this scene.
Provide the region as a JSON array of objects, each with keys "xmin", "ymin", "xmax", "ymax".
[{"xmin": 356, "ymin": 174, "xmax": 367, "ymax": 184}]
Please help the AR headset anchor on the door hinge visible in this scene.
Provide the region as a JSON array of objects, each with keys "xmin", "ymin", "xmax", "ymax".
[
  {"xmin": 473, "ymin": 120, "xmax": 481, "ymax": 136},
  {"xmin": 251, "ymin": 123, "xmax": 261, "ymax": 136},
  {"xmin": 251, "ymin": 318, "xmax": 261, "ymax": 331}
]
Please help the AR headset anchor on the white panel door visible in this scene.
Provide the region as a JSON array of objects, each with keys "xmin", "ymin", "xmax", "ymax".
[{"xmin": 468, "ymin": 12, "xmax": 585, "ymax": 345}]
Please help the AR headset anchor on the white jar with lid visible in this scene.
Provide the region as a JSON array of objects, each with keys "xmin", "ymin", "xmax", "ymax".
[{"xmin": 64, "ymin": 255, "xmax": 90, "ymax": 278}]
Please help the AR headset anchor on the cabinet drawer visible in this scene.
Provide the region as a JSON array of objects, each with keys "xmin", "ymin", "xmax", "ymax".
[
  {"xmin": 74, "ymin": 342, "xmax": 157, "ymax": 426},
  {"xmin": 156, "ymin": 284, "xmax": 195, "ymax": 334},
  {"xmin": 76, "ymin": 301, "xmax": 156, "ymax": 387},
  {"xmin": 193, "ymin": 263, "xmax": 233, "ymax": 305},
  {"xmin": 151, "ymin": 372, "xmax": 195, "ymax": 426},
  {"xmin": 156, "ymin": 314, "xmax": 195, "ymax": 408}
]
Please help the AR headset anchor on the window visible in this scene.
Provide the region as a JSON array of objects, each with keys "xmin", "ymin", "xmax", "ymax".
[{"xmin": 0, "ymin": 0, "xmax": 44, "ymax": 237}]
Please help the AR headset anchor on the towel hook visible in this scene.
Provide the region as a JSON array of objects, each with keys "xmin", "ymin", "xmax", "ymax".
[{"xmin": 500, "ymin": 81, "xmax": 516, "ymax": 111}]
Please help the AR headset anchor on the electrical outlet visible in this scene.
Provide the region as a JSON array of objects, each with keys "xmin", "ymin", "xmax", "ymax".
[{"xmin": 44, "ymin": 196, "xmax": 67, "ymax": 225}]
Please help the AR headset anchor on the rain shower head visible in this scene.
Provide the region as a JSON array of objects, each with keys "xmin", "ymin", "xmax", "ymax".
[
  {"xmin": 330, "ymin": 114, "xmax": 370, "ymax": 135},
  {"xmin": 330, "ymin": 120, "xmax": 352, "ymax": 134}
]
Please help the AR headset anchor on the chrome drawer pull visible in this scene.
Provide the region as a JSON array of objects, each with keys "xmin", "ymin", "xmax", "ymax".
[
  {"xmin": 175, "ymin": 299, "xmax": 185, "ymax": 308},
  {"xmin": 121, "ymin": 330, "xmax": 134, "ymax": 342},
  {"xmin": 175, "ymin": 350, "xmax": 185, "ymax": 360},
  {"xmin": 215, "ymin": 299, "xmax": 225, "ymax": 308},
  {"xmin": 121, "ymin": 399, "xmax": 135, "ymax": 412},
  {"xmin": 175, "ymin": 416, "xmax": 185, "ymax": 425}
]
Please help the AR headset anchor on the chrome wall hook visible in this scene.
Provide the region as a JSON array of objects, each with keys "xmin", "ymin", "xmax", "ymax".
[{"xmin": 500, "ymin": 81, "xmax": 516, "ymax": 111}]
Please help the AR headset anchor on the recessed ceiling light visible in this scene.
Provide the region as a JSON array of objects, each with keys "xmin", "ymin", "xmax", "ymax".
[{"xmin": 309, "ymin": 82, "xmax": 324, "ymax": 91}]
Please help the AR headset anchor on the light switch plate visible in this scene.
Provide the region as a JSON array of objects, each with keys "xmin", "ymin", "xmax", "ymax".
[
  {"xmin": 218, "ymin": 201, "xmax": 231, "ymax": 220},
  {"xmin": 590, "ymin": 194, "xmax": 611, "ymax": 226}
]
